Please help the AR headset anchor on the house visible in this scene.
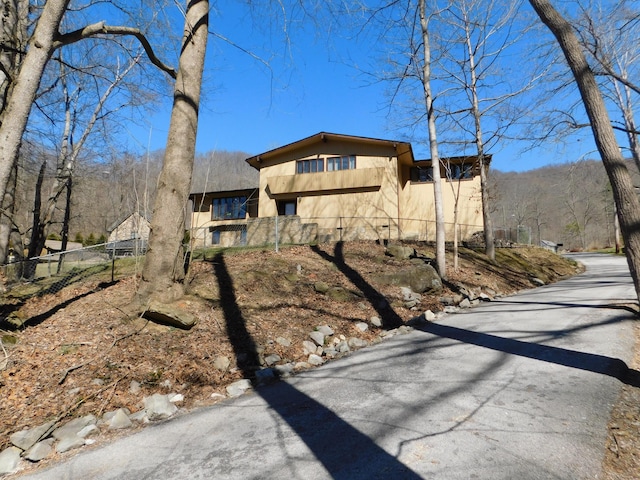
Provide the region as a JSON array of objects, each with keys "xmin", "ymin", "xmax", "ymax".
[
  {"xmin": 189, "ymin": 161, "xmax": 259, "ymax": 248},
  {"xmin": 106, "ymin": 212, "xmax": 150, "ymax": 256},
  {"xmin": 190, "ymin": 132, "xmax": 486, "ymax": 248}
]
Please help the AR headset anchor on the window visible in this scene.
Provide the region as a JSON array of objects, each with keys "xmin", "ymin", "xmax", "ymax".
[
  {"xmin": 296, "ymin": 158, "xmax": 324, "ymax": 174},
  {"xmin": 410, "ymin": 166, "xmax": 433, "ymax": 183},
  {"xmin": 212, "ymin": 196, "xmax": 247, "ymax": 219},
  {"xmin": 326, "ymin": 155, "xmax": 356, "ymax": 172},
  {"xmin": 211, "ymin": 228, "xmax": 221, "ymax": 245},
  {"xmin": 277, "ymin": 199, "xmax": 297, "ymax": 216},
  {"xmin": 448, "ymin": 163, "xmax": 474, "ymax": 180}
]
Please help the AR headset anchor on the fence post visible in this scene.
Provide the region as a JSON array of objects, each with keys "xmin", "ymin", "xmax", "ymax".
[{"xmin": 275, "ymin": 215, "xmax": 279, "ymax": 253}]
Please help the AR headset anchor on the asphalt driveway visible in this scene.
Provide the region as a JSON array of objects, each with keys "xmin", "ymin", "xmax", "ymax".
[{"xmin": 19, "ymin": 253, "xmax": 638, "ymax": 479}]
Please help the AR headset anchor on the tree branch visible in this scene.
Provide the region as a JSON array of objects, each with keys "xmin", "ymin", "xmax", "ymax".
[{"xmin": 54, "ymin": 22, "xmax": 177, "ymax": 79}]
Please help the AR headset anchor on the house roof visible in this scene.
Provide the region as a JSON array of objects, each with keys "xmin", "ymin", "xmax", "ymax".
[
  {"xmin": 190, "ymin": 170, "xmax": 258, "ymax": 195},
  {"xmin": 107, "ymin": 211, "xmax": 150, "ymax": 234},
  {"xmin": 245, "ymin": 132, "xmax": 415, "ymax": 168}
]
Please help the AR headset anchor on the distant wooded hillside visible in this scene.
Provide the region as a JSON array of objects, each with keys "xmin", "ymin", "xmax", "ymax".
[{"xmin": 490, "ymin": 159, "xmax": 640, "ymax": 250}]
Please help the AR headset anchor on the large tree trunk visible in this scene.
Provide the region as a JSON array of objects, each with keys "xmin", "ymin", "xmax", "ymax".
[
  {"xmin": 0, "ymin": 0, "xmax": 70, "ymax": 212},
  {"xmin": 138, "ymin": 0, "xmax": 209, "ymax": 303},
  {"xmin": 529, "ymin": 0, "xmax": 640, "ymax": 304},
  {"xmin": 25, "ymin": 160, "xmax": 47, "ymax": 280},
  {"xmin": 419, "ymin": 0, "xmax": 446, "ymax": 279}
]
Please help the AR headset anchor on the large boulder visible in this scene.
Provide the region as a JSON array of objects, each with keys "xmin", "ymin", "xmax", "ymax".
[
  {"xmin": 143, "ymin": 301, "xmax": 197, "ymax": 330},
  {"xmin": 385, "ymin": 244, "xmax": 416, "ymax": 259},
  {"xmin": 374, "ymin": 263, "xmax": 442, "ymax": 294}
]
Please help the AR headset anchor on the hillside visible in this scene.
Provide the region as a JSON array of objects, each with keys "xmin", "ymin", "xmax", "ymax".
[{"xmin": 0, "ymin": 242, "xmax": 636, "ymax": 478}]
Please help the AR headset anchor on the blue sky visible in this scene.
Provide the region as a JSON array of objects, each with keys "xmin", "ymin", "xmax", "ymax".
[{"xmin": 122, "ymin": 1, "xmax": 601, "ymax": 173}]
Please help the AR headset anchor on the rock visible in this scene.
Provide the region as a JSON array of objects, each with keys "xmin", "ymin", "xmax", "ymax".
[
  {"xmin": 52, "ymin": 415, "xmax": 97, "ymax": 440},
  {"xmin": 386, "ymin": 244, "xmax": 415, "ymax": 259},
  {"xmin": 23, "ymin": 439, "xmax": 54, "ymax": 462},
  {"xmin": 100, "ymin": 409, "xmax": 130, "ymax": 425},
  {"xmin": 309, "ymin": 331, "xmax": 325, "ymax": 346},
  {"xmin": 160, "ymin": 379, "xmax": 172, "ymax": 389},
  {"xmin": 370, "ymin": 316, "xmax": 382, "ymax": 327},
  {"xmin": 316, "ymin": 325, "xmax": 334, "ymax": 336},
  {"xmin": 55, "ymin": 434, "xmax": 85, "ymax": 453},
  {"xmin": 91, "ymin": 378, "xmax": 105, "ymax": 386},
  {"xmin": 274, "ymin": 363, "xmax": 295, "ymax": 377},
  {"xmin": 374, "ymin": 264, "xmax": 442, "ymax": 294},
  {"xmin": 443, "ymin": 306, "xmax": 458, "ymax": 314},
  {"xmin": 314, "ymin": 281, "xmax": 330, "ymax": 293},
  {"xmin": 478, "ymin": 292, "xmax": 492, "ymax": 301},
  {"xmin": 294, "ymin": 361, "xmax": 311, "ymax": 370},
  {"xmin": 423, "ymin": 310, "xmax": 436, "ymax": 321},
  {"xmin": 264, "ymin": 354, "xmax": 281, "ymax": 366},
  {"xmin": 0, "ymin": 447, "xmax": 22, "ymax": 474},
  {"xmin": 108, "ymin": 409, "xmax": 133, "ymax": 430},
  {"xmin": 144, "ymin": 393, "xmax": 178, "ymax": 420},
  {"xmin": 77, "ymin": 425, "xmax": 99, "ymax": 438},
  {"xmin": 401, "ymin": 286, "xmax": 422, "ymax": 308},
  {"xmin": 323, "ymin": 347, "xmax": 338, "ymax": 358},
  {"xmin": 348, "ymin": 337, "xmax": 368, "ymax": 348},
  {"xmin": 337, "ymin": 341, "xmax": 350, "ymax": 353},
  {"xmin": 307, "ymin": 354, "xmax": 324, "ymax": 365},
  {"xmin": 302, "ymin": 340, "xmax": 317, "ymax": 355},
  {"xmin": 129, "ymin": 410, "xmax": 149, "ymax": 424},
  {"xmin": 326, "ymin": 287, "xmax": 355, "ymax": 302},
  {"xmin": 143, "ymin": 301, "xmax": 197, "ymax": 330},
  {"xmin": 275, "ymin": 337, "xmax": 291, "ymax": 347},
  {"xmin": 169, "ymin": 393, "xmax": 184, "ymax": 403},
  {"xmin": 531, "ymin": 277, "xmax": 545, "ymax": 286},
  {"xmin": 226, "ymin": 379, "xmax": 252, "ymax": 398},
  {"xmin": 129, "ymin": 380, "xmax": 141, "ymax": 394},
  {"xmin": 459, "ymin": 298, "xmax": 472, "ymax": 309},
  {"xmin": 355, "ymin": 322, "xmax": 369, "ymax": 332},
  {"xmin": 255, "ymin": 369, "xmax": 276, "ymax": 383},
  {"xmin": 10, "ymin": 420, "xmax": 56, "ymax": 450},
  {"xmin": 213, "ymin": 356, "xmax": 231, "ymax": 371}
]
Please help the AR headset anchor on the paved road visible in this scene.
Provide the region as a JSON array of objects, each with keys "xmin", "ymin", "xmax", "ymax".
[{"xmin": 19, "ymin": 254, "xmax": 638, "ymax": 479}]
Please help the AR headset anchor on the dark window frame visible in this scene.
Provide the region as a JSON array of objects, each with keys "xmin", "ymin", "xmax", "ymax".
[
  {"xmin": 212, "ymin": 196, "xmax": 248, "ymax": 220},
  {"xmin": 296, "ymin": 158, "xmax": 325, "ymax": 174},
  {"xmin": 326, "ymin": 155, "xmax": 356, "ymax": 172},
  {"xmin": 410, "ymin": 166, "xmax": 434, "ymax": 183}
]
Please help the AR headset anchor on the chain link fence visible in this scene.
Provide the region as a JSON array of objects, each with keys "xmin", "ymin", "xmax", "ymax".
[
  {"xmin": 1, "ymin": 241, "xmax": 147, "ymax": 294},
  {"xmin": 2, "ymin": 217, "xmax": 531, "ymax": 294},
  {"xmin": 188, "ymin": 215, "xmax": 488, "ymax": 251}
]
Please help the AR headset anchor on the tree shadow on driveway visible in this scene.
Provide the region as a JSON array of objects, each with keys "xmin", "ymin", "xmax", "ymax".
[
  {"xmin": 415, "ymin": 321, "xmax": 640, "ymax": 387},
  {"xmin": 211, "ymin": 252, "xmax": 422, "ymax": 479}
]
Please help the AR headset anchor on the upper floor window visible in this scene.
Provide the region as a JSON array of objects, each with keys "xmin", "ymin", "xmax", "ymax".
[
  {"xmin": 212, "ymin": 196, "xmax": 247, "ymax": 219},
  {"xmin": 410, "ymin": 166, "xmax": 433, "ymax": 183},
  {"xmin": 327, "ymin": 155, "xmax": 356, "ymax": 171},
  {"xmin": 448, "ymin": 163, "xmax": 474, "ymax": 180},
  {"xmin": 296, "ymin": 158, "xmax": 324, "ymax": 174}
]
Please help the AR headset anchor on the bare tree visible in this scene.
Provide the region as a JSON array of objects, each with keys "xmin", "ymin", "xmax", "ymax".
[
  {"xmin": 436, "ymin": 0, "xmax": 542, "ymax": 260},
  {"xmin": 528, "ymin": 0, "xmax": 640, "ymax": 303},
  {"xmin": 419, "ymin": 0, "xmax": 447, "ymax": 278},
  {"xmin": 576, "ymin": 1, "xmax": 640, "ymax": 171},
  {"xmin": 138, "ymin": 0, "xmax": 209, "ymax": 303},
  {"xmin": 0, "ymin": 0, "xmax": 176, "ymax": 263},
  {"xmin": 23, "ymin": 52, "xmax": 142, "ymax": 278}
]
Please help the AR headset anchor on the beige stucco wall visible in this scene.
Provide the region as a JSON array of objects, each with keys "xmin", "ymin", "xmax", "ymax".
[
  {"xmin": 399, "ymin": 172, "xmax": 483, "ymax": 241},
  {"xmin": 257, "ymin": 149, "xmax": 401, "ymax": 240}
]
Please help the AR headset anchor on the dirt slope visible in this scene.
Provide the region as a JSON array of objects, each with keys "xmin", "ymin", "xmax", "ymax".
[{"xmin": 0, "ymin": 242, "xmax": 636, "ymax": 478}]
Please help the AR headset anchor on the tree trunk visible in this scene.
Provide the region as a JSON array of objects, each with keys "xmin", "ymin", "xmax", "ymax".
[
  {"xmin": 57, "ymin": 176, "xmax": 72, "ymax": 274},
  {"xmin": 0, "ymin": 162, "xmax": 18, "ymax": 264},
  {"xmin": 419, "ymin": 0, "xmax": 446, "ymax": 279},
  {"xmin": 0, "ymin": 0, "xmax": 70, "ymax": 211},
  {"xmin": 529, "ymin": 0, "xmax": 640, "ymax": 303},
  {"xmin": 25, "ymin": 160, "xmax": 47, "ymax": 280},
  {"xmin": 139, "ymin": 0, "xmax": 209, "ymax": 302}
]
